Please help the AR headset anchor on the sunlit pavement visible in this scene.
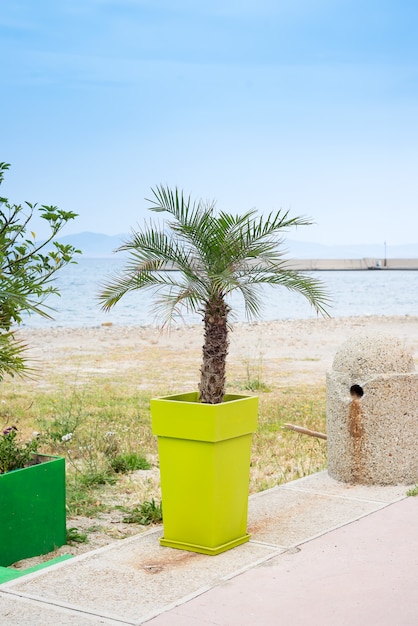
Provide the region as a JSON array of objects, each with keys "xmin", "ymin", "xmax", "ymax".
[{"xmin": 1, "ymin": 471, "xmax": 416, "ymax": 625}]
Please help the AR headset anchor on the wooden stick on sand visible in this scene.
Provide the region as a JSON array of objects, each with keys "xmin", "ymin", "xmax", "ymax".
[{"xmin": 283, "ymin": 423, "xmax": 327, "ymax": 440}]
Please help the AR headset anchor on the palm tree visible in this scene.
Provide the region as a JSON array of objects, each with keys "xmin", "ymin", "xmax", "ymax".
[{"xmin": 99, "ymin": 186, "xmax": 330, "ymax": 404}]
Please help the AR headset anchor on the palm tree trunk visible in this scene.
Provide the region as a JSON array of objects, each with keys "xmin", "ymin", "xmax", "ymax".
[{"xmin": 199, "ymin": 297, "xmax": 230, "ymax": 404}]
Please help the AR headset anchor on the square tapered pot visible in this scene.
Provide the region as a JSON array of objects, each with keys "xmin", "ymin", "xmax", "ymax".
[{"xmin": 151, "ymin": 393, "xmax": 258, "ymax": 555}]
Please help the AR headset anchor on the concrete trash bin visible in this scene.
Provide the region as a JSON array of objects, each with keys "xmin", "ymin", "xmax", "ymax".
[{"xmin": 326, "ymin": 332, "xmax": 418, "ymax": 485}]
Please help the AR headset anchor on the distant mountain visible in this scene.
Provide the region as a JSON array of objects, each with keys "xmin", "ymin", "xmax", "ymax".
[
  {"xmin": 56, "ymin": 232, "xmax": 126, "ymax": 257},
  {"xmin": 56, "ymin": 232, "xmax": 418, "ymax": 259}
]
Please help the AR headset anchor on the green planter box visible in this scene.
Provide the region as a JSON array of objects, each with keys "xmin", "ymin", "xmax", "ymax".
[
  {"xmin": 0, "ymin": 455, "xmax": 66, "ymax": 567},
  {"xmin": 151, "ymin": 392, "xmax": 258, "ymax": 555}
]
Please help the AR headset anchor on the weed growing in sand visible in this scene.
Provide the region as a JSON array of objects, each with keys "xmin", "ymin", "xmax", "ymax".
[
  {"xmin": 66, "ymin": 527, "xmax": 88, "ymax": 544},
  {"xmin": 38, "ymin": 387, "xmax": 85, "ymax": 445},
  {"xmin": 121, "ymin": 499, "xmax": 163, "ymax": 525},
  {"xmin": 110, "ymin": 452, "xmax": 150, "ymax": 474},
  {"xmin": 65, "ymin": 479, "xmax": 108, "ymax": 517},
  {"xmin": 243, "ymin": 356, "xmax": 271, "ymax": 392},
  {"xmin": 407, "ymin": 485, "xmax": 418, "ymax": 496}
]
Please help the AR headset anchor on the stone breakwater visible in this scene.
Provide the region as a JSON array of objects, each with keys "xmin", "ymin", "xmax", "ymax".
[{"xmin": 287, "ymin": 258, "xmax": 418, "ymax": 270}]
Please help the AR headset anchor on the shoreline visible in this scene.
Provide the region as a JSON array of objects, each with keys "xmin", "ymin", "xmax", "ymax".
[{"xmin": 16, "ymin": 314, "xmax": 418, "ymax": 388}]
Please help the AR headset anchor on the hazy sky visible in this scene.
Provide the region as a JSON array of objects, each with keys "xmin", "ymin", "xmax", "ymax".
[{"xmin": 2, "ymin": 1, "xmax": 417, "ymax": 246}]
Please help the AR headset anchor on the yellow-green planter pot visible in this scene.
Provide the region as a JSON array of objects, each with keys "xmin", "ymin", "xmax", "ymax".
[
  {"xmin": 0, "ymin": 455, "xmax": 66, "ymax": 567},
  {"xmin": 151, "ymin": 392, "xmax": 258, "ymax": 556}
]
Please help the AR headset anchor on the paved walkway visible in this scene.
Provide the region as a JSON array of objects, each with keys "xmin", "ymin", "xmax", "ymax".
[{"xmin": 0, "ymin": 472, "xmax": 417, "ymax": 625}]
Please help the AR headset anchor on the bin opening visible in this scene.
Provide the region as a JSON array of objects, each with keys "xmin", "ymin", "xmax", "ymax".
[{"xmin": 350, "ymin": 384, "xmax": 364, "ymax": 399}]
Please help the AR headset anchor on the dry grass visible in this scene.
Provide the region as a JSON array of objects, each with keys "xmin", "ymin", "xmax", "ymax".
[
  {"xmin": 1, "ymin": 365, "xmax": 326, "ymax": 497},
  {"xmin": 1, "ymin": 333, "xmax": 327, "ymax": 553}
]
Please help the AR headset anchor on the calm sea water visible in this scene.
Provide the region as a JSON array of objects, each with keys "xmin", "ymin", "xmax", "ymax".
[{"xmin": 20, "ymin": 257, "xmax": 418, "ymax": 329}]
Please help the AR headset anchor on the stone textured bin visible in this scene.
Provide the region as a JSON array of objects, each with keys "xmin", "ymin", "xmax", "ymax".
[{"xmin": 327, "ymin": 332, "xmax": 418, "ymax": 485}]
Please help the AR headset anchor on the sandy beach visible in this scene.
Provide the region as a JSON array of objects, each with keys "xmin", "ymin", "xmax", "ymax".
[{"xmin": 18, "ymin": 315, "xmax": 418, "ymax": 389}]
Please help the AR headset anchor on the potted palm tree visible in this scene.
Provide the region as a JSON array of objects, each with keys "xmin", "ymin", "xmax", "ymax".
[{"xmin": 99, "ymin": 187, "xmax": 329, "ymax": 555}]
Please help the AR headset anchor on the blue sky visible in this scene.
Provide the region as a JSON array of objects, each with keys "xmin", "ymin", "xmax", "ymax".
[{"xmin": 2, "ymin": 1, "xmax": 418, "ymax": 247}]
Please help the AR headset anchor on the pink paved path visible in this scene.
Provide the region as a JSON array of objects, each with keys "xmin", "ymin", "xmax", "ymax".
[{"xmin": 146, "ymin": 497, "xmax": 418, "ymax": 626}]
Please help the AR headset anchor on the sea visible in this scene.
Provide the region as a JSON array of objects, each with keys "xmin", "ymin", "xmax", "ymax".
[{"xmin": 20, "ymin": 257, "xmax": 418, "ymax": 329}]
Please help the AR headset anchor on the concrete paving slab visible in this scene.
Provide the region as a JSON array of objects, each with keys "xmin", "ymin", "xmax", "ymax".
[
  {"xmin": 0, "ymin": 591, "xmax": 125, "ymax": 626},
  {"xmin": 3, "ymin": 527, "xmax": 283, "ymax": 624},
  {"xmin": 144, "ymin": 496, "xmax": 418, "ymax": 626},
  {"xmin": 282, "ymin": 470, "xmax": 411, "ymax": 502},
  {"xmin": 247, "ymin": 485, "xmax": 391, "ymax": 547}
]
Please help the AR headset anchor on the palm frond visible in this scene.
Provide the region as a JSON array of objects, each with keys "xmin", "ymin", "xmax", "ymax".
[
  {"xmin": 233, "ymin": 265, "xmax": 332, "ymax": 317},
  {"xmin": 147, "ymin": 186, "xmax": 212, "ymax": 241},
  {"xmin": 0, "ymin": 331, "xmax": 31, "ymax": 380},
  {"xmin": 152, "ymin": 286, "xmax": 203, "ymax": 328},
  {"xmin": 99, "ymin": 185, "xmax": 331, "ymax": 328}
]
